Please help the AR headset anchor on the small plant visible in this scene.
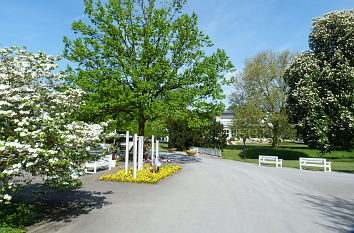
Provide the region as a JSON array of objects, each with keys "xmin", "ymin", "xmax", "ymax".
[
  {"xmin": 186, "ymin": 150, "xmax": 197, "ymax": 153},
  {"xmin": 0, "ymin": 202, "xmax": 41, "ymax": 232},
  {"xmin": 100, "ymin": 164, "xmax": 181, "ymax": 184},
  {"xmin": 186, "ymin": 150, "xmax": 197, "ymax": 156}
]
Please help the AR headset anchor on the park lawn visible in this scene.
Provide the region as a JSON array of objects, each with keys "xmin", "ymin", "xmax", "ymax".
[
  {"xmin": 159, "ymin": 142, "xmax": 171, "ymax": 152},
  {"xmin": 223, "ymin": 143, "xmax": 354, "ymax": 173}
]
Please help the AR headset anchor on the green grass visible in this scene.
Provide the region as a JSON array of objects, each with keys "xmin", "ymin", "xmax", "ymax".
[
  {"xmin": 222, "ymin": 143, "xmax": 354, "ymax": 173},
  {"xmin": 159, "ymin": 142, "xmax": 169, "ymax": 152}
]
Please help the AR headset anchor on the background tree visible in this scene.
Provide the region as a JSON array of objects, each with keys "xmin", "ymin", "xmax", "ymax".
[
  {"xmin": 201, "ymin": 119, "xmax": 227, "ymax": 150},
  {"xmin": 63, "ymin": 0, "xmax": 234, "ymax": 135},
  {"xmin": 167, "ymin": 117, "xmax": 226, "ymax": 151},
  {"xmin": 229, "ymin": 50, "xmax": 294, "ymax": 148},
  {"xmin": 284, "ymin": 10, "xmax": 353, "ymax": 153},
  {"xmin": 230, "ymin": 101, "xmax": 263, "ymax": 159},
  {"xmin": 0, "ymin": 47, "xmax": 106, "ymax": 203}
]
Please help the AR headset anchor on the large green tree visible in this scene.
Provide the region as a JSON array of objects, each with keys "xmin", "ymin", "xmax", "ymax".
[
  {"xmin": 229, "ymin": 50, "xmax": 294, "ymax": 148},
  {"xmin": 284, "ymin": 10, "xmax": 353, "ymax": 152},
  {"xmin": 63, "ymin": 0, "xmax": 234, "ymax": 135}
]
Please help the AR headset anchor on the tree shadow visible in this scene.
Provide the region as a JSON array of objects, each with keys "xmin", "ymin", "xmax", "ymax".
[
  {"xmin": 238, "ymin": 147, "xmax": 309, "ymax": 160},
  {"xmin": 159, "ymin": 152, "xmax": 202, "ymax": 164},
  {"xmin": 297, "ymin": 193, "xmax": 354, "ymax": 233},
  {"xmin": 12, "ymin": 183, "xmax": 112, "ymax": 224}
]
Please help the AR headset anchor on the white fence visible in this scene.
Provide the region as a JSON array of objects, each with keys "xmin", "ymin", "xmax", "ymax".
[{"xmin": 191, "ymin": 147, "xmax": 222, "ymax": 157}]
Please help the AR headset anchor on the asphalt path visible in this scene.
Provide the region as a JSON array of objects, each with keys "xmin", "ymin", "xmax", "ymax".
[{"xmin": 35, "ymin": 152, "xmax": 354, "ymax": 233}]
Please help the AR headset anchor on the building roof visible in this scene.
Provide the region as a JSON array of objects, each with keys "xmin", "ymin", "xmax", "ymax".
[{"xmin": 219, "ymin": 111, "xmax": 234, "ymax": 120}]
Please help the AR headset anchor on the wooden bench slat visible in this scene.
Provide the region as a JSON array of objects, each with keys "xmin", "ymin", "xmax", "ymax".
[
  {"xmin": 85, "ymin": 154, "xmax": 113, "ymax": 173},
  {"xmin": 299, "ymin": 157, "xmax": 331, "ymax": 172},
  {"xmin": 259, "ymin": 155, "xmax": 282, "ymax": 168}
]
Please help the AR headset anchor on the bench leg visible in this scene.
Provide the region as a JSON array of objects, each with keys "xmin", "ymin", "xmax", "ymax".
[{"xmin": 325, "ymin": 163, "xmax": 331, "ymax": 172}]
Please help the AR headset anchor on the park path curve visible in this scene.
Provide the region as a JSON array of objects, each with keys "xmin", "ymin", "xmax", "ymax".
[{"xmin": 40, "ymin": 153, "xmax": 354, "ymax": 233}]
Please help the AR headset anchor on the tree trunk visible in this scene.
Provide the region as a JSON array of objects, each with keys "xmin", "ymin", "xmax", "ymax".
[
  {"xmin": 272, "ymin": 121, "xmax": 280, "ymax": 148},
  {"xmin": 243, "ymin": 137, "xmax": 246, "ymax": 159},
  {"xmin": 138, "ymin": 118, "xmax": 146, "ymax": 136}
]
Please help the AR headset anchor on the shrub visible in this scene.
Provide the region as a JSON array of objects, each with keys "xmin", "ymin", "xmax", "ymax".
[
  {"xmin": 167, "ymin": 119, "xmax": 227, "ymax": 150},
  {"xmin": 0, "ymin": 202, "xmax": 40, "ymax": 232}
]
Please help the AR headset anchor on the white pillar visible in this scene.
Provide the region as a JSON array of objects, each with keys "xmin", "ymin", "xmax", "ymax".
[
  {"xmin": 151, "ymin": 135, "xmax": 155, "ymax": 165},
  {"xmin": 125, "ymin": 131, "xmax": 129, "ymax": 174},
  {"xmin": 133, "ymin": 134, "xmax": 137, "ymax": 178},
  {"xmin": 138, "ymin": 136, "xmax": 144, "ymax": 170},
  {"xmin": 156, "ymin": 140, "xmax": 159, "ymax": 161}
]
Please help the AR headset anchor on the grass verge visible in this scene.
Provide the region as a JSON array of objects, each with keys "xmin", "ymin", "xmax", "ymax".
[{"xmin": 222, "ymin": 143, "xmax": 354, "ymax": 173}]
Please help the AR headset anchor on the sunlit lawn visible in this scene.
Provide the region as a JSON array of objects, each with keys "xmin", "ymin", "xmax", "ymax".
[
  {"xmin": 223, "ymin": 143, "xmax": 354, "ymax": 173},
  {"xmin": 159, "ymin": 142, "xmax": 170, "ymax": 152},
  {"xmin": 159, "ymin": 142, "xmax": 354, "ymax": 172}
]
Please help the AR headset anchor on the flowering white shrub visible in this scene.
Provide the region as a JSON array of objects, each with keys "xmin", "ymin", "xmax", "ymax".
[
  {"xmin": 285, "ymin": 10, "xmax": 353, "ymax": 152},
  {"xmin": 0, "ymin": 46, "xmax": 106, "ymax": 203}
]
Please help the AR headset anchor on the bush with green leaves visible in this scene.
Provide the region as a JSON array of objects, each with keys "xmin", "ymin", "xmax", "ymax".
[
  {"xmin": 0, "ymin": 202, "xmax": 40, "ymax": 232},
  {"xmin": 167, "ymin": 118, "xmax": 227, "ymax": 150}
]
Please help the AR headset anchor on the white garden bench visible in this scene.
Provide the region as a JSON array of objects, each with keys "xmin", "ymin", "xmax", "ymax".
[
  {"xmin": 299, "ymin": 157, "xmax": 331, "ymax": 172},
  {"xmin": 85, "ymin": 154, "xmax": 113, "ymax": 173},
  {"xmin": 258, "ymin": 155, "xmax": 283, "ymax": 168}
]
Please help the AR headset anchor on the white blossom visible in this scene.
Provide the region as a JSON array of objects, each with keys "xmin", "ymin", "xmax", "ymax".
[
  {"xmin": 0, "ymin": 46, "xmax": 105, "ymax": 202},
  {"xmin": 3, "ymin": 194, "xmax": 12, "ymax": 201}
]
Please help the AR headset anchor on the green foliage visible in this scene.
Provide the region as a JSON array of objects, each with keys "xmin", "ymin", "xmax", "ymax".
[
  {"xmin": 0, "ymin": 202, "xmax": 40, "ymax": 232},
  {"xmin": 63, "ymin": 0, "xmax": 234, "ymax": 135},
  {"xmin": 229, "ymin": 50, "xmax": 295, "ymax": 148},
  {"xmin": 285, "ymin": 10, "xmax": 354, "ymax": 153},
  {"xmin": 231, "ymin": 101, "xmax": 263, "ymax": 141},
  {"xmin": 230, "ymin": 101, "xmax": 263, "ymax": 159},
  {"xmin": 144, "ymin": 119, "xmax": 168, "ymax": 137},
  {"xmin": 201, "ymin": 119, "xmax": 227, "ymax": 149},
  {"xmin": 167, "ymin": 118, "xmax": 196, "ymax": 150},
  {"xmin": 167, "ymin": 118, "xmax": 226, "ymax": 150}
]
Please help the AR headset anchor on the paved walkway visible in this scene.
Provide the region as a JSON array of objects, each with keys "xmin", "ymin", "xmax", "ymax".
[{"xmin": 32, "ymin": 153, "xmax": 354, "ymax": 233}]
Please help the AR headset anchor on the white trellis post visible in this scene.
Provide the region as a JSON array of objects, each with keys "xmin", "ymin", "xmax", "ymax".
[
  {"xmin": 138, "ymin": 136, "xmax": 144, "ymax": 170},
  {"xmin": 133, "ymin": 134, "xmax": 138, "ymax": 178},
  {"xmin": 151, "ymin": 135, "xmax": 155, "ymax": 165},
  {"xmin": 156, "ymin": 140, "xmax": 159, "ymax": 161},
  {"xmin": 125, "ymin": 131, "xmax": 129, "ymax": 174}
]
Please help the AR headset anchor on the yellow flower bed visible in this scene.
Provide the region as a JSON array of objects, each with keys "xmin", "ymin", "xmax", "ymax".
[{"xmin": 100, "ymin": 164, "xmax": 181, "ymax": 184}]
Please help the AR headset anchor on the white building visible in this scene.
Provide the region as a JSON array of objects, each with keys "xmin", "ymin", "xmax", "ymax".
[{"xmin": 215, "ymin": 111, "xmax": 234, "ymax": 140}]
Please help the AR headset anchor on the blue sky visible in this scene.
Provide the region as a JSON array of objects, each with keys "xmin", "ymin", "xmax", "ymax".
[{"xmin": 1, "ymin": 0, "xmax": 353, "ymax": 106}]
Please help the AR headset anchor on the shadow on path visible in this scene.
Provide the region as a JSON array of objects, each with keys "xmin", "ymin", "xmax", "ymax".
[
  {"xmin": 13, "ymin": 183, "xmax": 112, "ymax": 224},
  {"xmin": 160, "ymin": 152, "xmax": 202, "ymax": 164},
  {"xmin": 297, "ymin": 193, "xmax": 354, "ymax": 233}
]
